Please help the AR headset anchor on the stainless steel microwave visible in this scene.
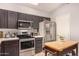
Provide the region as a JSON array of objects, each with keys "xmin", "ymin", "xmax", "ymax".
[{"xmin": 18, "ymin": 20, "xmax": 33, "ymax": 29}]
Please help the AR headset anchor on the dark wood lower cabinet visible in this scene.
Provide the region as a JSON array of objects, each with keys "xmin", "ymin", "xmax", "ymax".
[
  {"xmin": 1, "ymin": 40, "xmax": 19, "ymax": 56},
  {"xmin": 35, "ymin": 37, "xmax": 43, "ymax": 54}
]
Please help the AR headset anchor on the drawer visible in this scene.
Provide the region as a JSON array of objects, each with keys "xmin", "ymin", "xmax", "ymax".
[
  {"xmin": 4, "ymin": 44, "xmax": 19, "ymax": 47},
  {"xmin": 35, "ymin": 38, "xmax": 42, "ymax": 41},
  {"xmin": 2, "ymin": 40, "xmax": 19, "ymax": 45},
  {"xmin": 35, "ymin": 39, "xmax": 42, "ymax": 42}
]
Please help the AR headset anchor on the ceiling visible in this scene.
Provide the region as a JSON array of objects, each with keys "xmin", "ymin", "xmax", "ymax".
[{"xmin": 18, "ymin": 3, "xmax": 63, "ymax": 13}]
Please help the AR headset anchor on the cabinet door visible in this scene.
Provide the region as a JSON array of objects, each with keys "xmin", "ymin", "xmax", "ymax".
[
  {"xmin": 35, "ymin": 38, "xmax": 42, "ymax": 53},
  {"xmin": 25, "ymin": 14, "xmax": 33, "ymax": 21},
  {"xmin": 8, "ymin": 11, "xmax": 18, "ymax": 28},
  {"xmin": 1, "ymin": 40, "xmax": 19, "ymax": 56},
  {"xmin": 0, "ymin": 9, "xmax": 8, "ymax": 28},
  {"xmin": 32, "ymin": 16, "xmax": 40, "ymax": 29},
  {"xmin": 4, "ymin": 44, "xmax": 19, "ymax": 56},
  {"xmin": 35, "ymin": 16, "xmax": 39, "ymax": 29},
  {"xmin": 18, "ymin": 13, "xmax": 26, "ymax": 20}
]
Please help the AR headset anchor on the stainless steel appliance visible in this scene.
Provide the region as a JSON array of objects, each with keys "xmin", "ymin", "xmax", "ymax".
[
  {"xmin": 17, "ymin": 32, "xmax": 35, "ymax": 56},
  {"xmin": 17, "ymin": 20, "xmax": 35, "ymax": 56},
  {"xmin": 18, "ymin": 20, "xmax": 32, "ymax": 29},
  {"xmin": 19, "ymin": 38, "xmax": 35, "ymax": 56},
  {"xmin": 17, "ymin": 29, "xmax": 35, "ymax": 55},
  {"xmin": 39, "ymin": 20, "xmax": 56, "ymax": 42}
]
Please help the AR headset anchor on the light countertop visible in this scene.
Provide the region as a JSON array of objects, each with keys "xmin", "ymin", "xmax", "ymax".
[
  {"xmin": 33, "ymin": 36, "xmax": 44, "ymax": 38},
  {"xmin": 0, "ymin": 37, "xmax": 19, "ymax": 44}
]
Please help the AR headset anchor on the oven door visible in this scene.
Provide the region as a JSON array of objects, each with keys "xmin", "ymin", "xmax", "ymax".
[{"xmin": 20, "ymin": 39, "xmax": 35, "ymax": 52}]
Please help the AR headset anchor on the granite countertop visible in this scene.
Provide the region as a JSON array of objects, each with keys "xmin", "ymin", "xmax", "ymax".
[{"xmin": 0, "ymin": 37, "xmax": 19, "ymax": 44}]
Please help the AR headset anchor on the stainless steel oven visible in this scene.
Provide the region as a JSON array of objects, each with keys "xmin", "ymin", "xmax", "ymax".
[{"xmin": 19, "ymin": 38, "xmax": 35, "ymax": 56}]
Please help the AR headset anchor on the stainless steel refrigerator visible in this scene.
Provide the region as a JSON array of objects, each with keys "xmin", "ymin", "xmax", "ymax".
[{"xmin": 39, "ymin": 20, "xmax": 56, "ymax": 43}]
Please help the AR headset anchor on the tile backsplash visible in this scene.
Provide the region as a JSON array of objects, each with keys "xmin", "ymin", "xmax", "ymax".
[
  {"xmin": 0, "ymin": 28, "xmax": 18, "ymax": 32},
  {"xmin": 0, "ymin": 28, "xmax": 18, "ymax": 37}
]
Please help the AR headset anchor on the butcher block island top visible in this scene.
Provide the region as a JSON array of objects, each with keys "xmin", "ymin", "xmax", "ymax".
[{"xmin": 45, "ymin": 40, "xmax": 79, "ymax": 52}]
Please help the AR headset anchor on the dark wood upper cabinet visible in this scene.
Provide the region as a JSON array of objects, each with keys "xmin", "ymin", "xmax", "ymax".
[
  {"xmin": 18, "ymin": 13, "xmax": 26, "ymax": 20},
  {"xmin": 18, "ymin": 13, "xmax": 33, "ymax": 21},
  {"xmin": 0, "ymin": 9, "xmax": 50, "ymax": 28},
  {"xmin": 25, "ymin": 14, "xmax": 33, "ymax": 21},
  {"xmin": 8, "ymin": 11, "xmax": 18, "ymax": 28},
  {"xmin": 32, "ymin": 16, "xmax": 40, "ymax": 29},
  {"xmin": 0, "ymin": 9, "xmax": 8, "ymax": 28}
]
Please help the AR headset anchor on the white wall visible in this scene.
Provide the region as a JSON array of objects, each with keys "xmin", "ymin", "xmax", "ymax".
[
  {"xmin": 0, "ymin": 28, "xmax": 18, "ymax": 37},
  {"xmin": 56, "ymin": 14, "xmax": 70, "ymax": 40},
  {"xmin": 50, "ymin": 4, "xmax": 71, "ymax": 40},
  {"xmin": 50, "ymin": 3, "xmax": 79, "ymax": 41},
  {"xmin": 70, "ymin": 4, "xmax": 79, "ymax": 41},
  {"xmin": 0, "ymin": 3, "xmax": 49, "ymax": 17}
]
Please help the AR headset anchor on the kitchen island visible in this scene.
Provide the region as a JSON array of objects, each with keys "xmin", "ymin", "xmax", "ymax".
[{"xmin": 44, "ymin": 40, "xmax": 79, "ymax": 56}]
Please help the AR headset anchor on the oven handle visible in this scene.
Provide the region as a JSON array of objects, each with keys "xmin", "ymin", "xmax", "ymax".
[{"xmin": 20, "ymin": 38, "xmax": 35, "ymax": 42}]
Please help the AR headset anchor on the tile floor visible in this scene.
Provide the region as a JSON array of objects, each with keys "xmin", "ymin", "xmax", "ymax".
[{"xmin": 35, "ymin": 52, "xmax": 45, "ymax": 56}]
